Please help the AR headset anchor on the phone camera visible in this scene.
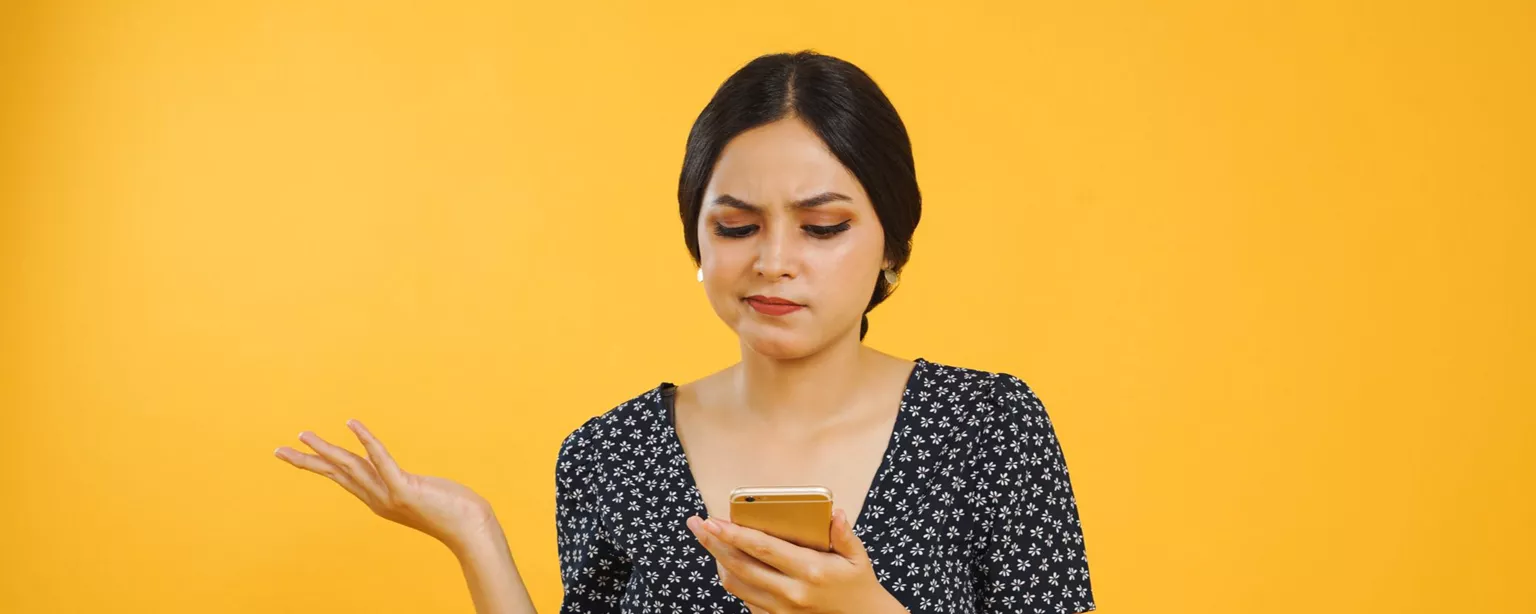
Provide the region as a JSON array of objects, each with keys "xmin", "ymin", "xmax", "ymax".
[{"xmin": 745, "ymin": 497, "xmax": 756, "ymax": 503}]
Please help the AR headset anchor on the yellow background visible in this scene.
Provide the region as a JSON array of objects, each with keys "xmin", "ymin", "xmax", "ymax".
[{"xmin": 2, "ymin": 1, "xmax": 1531, "ymax": 612}]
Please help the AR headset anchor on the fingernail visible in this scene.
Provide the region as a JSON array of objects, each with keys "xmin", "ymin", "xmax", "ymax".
[
  {"xmin": 702, "ymin": 518, "xmax": 720, "ymax": 534},
  {"xmin": 273, "ymin": 447, "xmax": 284, "ymax": 458},
  {"xmin": 686, "ymin": 518, "xmax": 708, "ymax": 542},
  {"xmin": 346, "ymin": 419, "xmax": 358, "ymax": 429}
]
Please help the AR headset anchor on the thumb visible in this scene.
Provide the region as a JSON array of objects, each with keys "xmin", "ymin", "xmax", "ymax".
[{"xmin": 830, "ymin": 509, "xmax": 869, "ymax": 563}]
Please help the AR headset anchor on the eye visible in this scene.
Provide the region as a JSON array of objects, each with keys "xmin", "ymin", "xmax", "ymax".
[
  {"xmin": 713, "ymin": 222, "xmax": 758, "ymax": 238},
  {"xmin": 804, "ymin": 221, "xmax": 852, "ymax": 238}
]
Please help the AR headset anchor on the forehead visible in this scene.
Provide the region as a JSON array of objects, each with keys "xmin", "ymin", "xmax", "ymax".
[{"xmin": 706, "ymin": 117, "xmax": 869, "ymax": 206}]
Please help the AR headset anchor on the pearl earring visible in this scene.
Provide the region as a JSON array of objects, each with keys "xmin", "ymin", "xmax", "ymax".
[
  {"xmin": 883, "ymin": 268, "xmax": 900, "ymax": 286},
  {"xmin": 697, "ymin": 268, "xmax": 703, "ymax": 282}
]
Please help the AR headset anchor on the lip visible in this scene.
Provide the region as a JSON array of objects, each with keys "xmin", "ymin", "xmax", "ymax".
[
  {"xmin": 744, "ymin": 295, "xmax": 805, "ymax": 316},
  {"xmin": 745, "ymin": 295, "xmax": 803, "ymax": 306}
]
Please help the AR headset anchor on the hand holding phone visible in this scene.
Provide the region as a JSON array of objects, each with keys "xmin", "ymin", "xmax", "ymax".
[
  {"xmin": 694, "ymin": 488, "xmax": 904, "ymax": 612},
  {"xmin": 727, "ymin": 485, "xmax": 834, "ymax": 552}
]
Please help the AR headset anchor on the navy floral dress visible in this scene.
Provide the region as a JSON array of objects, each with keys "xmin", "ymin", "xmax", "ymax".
[{"xmin": 554, "ymin": 358, "xmax": 1095, "ymax": 613}]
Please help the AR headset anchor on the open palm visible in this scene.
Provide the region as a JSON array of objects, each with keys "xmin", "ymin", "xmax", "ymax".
[{"xmin": 274, "ymin": 419, "xmax": 494, "ymax": 550}]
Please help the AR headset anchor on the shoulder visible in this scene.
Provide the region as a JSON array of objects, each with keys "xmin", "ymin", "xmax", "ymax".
[
  {"xmin": 556, "ymin": 383, "xmax": 668, "ymax": 466},
  {"xmin": 922, "ymin": 362, "xmax": 1081, "ymax": 516},
  {"xmin": 916, "ymin": 359, "xmax": 1052, "ymax": 429}
]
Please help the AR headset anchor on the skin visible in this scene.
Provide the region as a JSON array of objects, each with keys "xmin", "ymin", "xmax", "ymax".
[{"xmin": 274, "ymin": 116, "xmax": 913, "ymax": 613}]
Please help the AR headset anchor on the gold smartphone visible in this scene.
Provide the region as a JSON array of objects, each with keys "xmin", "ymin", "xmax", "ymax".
[{"xmin": 728, "ymin": 485, "xmax": 834, "ymax": 552}]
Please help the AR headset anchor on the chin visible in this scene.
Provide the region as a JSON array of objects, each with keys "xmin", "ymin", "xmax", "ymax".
[{"xmin": 737, "ymin": 323, "xmax": 821, "ymax": 360}]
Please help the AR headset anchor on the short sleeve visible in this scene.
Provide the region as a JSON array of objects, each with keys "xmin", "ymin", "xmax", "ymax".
[
  {"xmin": 555, "ymin": 420, "xmax": 631, "ymax": 613},
  {"xmin": 972, "ymin": 373, "xmax": 1095, "ymax": 613}
]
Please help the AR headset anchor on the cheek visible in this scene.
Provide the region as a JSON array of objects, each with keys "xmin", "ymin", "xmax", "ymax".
[
  {"xmin": 813, "ymin": 235, "xmax": 884, "ymax": 294},
  {"xmin": 699, "ymin": 235, "xmax": 754, "ymax": 271}
]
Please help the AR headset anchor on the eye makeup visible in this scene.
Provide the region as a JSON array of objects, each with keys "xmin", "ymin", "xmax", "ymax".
[
  {"xmin": 711, "ymin": 220, "xmax": 853, "ymax": 239},
  {"xmin": 804, "ymin": 221, "xmax": 852, "ymax": 238},
  {"xmin": 713, "ymin": 222, "xmax": 758, "ymax": 238}
]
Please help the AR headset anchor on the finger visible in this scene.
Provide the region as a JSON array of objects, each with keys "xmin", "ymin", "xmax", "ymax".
[
  {"xmin": 345, "ymin": 419, "xmax": 406, "ymax": 488},
  {"xmin": 711, "ymin": 517, "xmax": 823, "ymax": 577},
  {"xmin": 717, "ymin": 563, "xmax": 779, "ymax": 611},
  {"xmin": 297, "ymin": 431, "xmax": 385, "ymax": 499},
  {"xmin": 274, "ymin": 446, "xmax": 372, "ymax": 503},
  {"xmin": 687, "ymin": 517, "xmax": 794, "ymax": 608},
  {"xmin": 830, "ymin": 508, "xmax": 870, "ymax": 564},
  {"xmin": 693, "ymin": 526, "xmax": 784, "ymax": 609}
]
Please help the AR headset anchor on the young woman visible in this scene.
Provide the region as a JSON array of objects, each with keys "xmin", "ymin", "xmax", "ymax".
[{"xmin": 275, "ymin": 51, "xmax": 1095, "ymax": 614}]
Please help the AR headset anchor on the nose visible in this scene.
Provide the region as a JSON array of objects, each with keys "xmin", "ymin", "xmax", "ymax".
[{"xmin": 753, "ymin": 223, "xmax": 799, "ymax": 280}]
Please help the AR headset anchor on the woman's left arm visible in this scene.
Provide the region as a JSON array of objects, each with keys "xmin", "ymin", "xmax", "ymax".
[{"xmin": 973, "ymin": 373, "xmax": 1096, "ymax": 614}]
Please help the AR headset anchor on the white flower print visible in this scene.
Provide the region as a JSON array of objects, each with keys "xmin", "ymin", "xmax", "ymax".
[{"xmin": 554, "ymin": 358, "xmax": 1095, "ymax": 613}]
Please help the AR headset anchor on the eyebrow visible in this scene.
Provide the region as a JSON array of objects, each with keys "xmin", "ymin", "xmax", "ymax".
[{"xmin": 712, "ymin": 192, "xmax": 853, "ymax": 211}]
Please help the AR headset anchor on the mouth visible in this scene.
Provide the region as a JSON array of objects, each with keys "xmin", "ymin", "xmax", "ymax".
[
  {"xmin": 744, "ymin": 295, "xmax": 803, "ymax": 306},
  {"xmin": 743, "ymin": 295, "xmax": 805, "ymax": 316}
]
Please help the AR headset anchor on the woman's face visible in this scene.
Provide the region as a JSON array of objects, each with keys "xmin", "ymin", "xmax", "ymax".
[{"xmin": 697, "ymin": 116, "xmax": 888, "ymax": 359}]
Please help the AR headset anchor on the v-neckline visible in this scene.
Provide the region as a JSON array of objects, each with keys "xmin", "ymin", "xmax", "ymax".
[{"xmin": 659, "ymin": 357, "xmax": 927, "ymax": 536}]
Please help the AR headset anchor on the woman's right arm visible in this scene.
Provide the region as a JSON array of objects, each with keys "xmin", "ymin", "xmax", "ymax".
[
  {"xmin": 446, "ymin": 509, "xmax": 537, "ymax": 614},
  {"xmin": 274, "ymin": 419, "xmax": 538, "ymax": 614}
]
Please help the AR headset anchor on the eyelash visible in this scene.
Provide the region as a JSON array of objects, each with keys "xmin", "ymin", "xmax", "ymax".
[{"xmin": 713, "ymin": 221, "xmax": 852, "ymax": 239}]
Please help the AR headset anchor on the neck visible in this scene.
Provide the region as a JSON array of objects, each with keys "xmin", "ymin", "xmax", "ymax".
[{"xmin": 730, "ymin": 329, "xmax": 878, "ymax": 430}]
